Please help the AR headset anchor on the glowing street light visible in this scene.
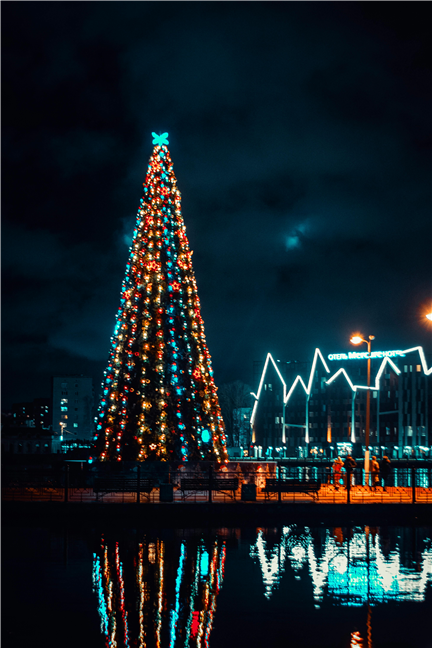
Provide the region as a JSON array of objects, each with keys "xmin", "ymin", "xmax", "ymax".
[
  {"xmin": 350, "ymin": 334, "xmax": 375, "ymax": 481},
  {"xmin": 426, "ymin": 313, "xmax": 432, "ymax": 321}
]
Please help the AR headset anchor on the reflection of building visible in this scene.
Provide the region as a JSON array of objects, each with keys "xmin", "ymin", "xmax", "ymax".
[
  {"xmin": 52, "ymin": 376, "xmax": 94, "ymax": 440},
  {"xmin": 251, "ymin": 347, "xmax": 432, "ymax": 458},
  {"xmin": 92, "ymin": 535, "xmax": 226, "ymax": 647},
  {"xmin": 250, "ymin": 526, "xmax": 432, "ymax": 605}
]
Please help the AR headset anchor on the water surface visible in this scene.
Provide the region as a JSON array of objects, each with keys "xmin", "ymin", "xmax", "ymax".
[{"xmin": 3, "ymin": 521, "xmax": 432, "ymax": 648}]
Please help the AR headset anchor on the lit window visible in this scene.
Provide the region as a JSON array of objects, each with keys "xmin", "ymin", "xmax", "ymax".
[
  {"xmin": 417, "ymin": 365, "xmax": 421, "ymax": 372},
  {"xmin": 61, "ymin": 406, "xmax": 68, "ymax": 412},
  {"xmin": 61, "ymin": 398, "xmax": 68, "ymax": 404},
  {"xmin": 73, "ymin": 423, "xmax": 78, "ymax": 428}
]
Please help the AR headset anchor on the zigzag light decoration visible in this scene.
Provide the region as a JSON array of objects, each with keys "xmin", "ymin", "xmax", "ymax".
[{"xmin": 251, "ymin": 346, "xmax": 431, "ymax": 445}]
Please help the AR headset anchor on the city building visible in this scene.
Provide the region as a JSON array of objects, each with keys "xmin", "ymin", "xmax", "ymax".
[
  {"xmin": 52, "ymin": 375, "xmax": 95, "ymax": 440},
  {"xmin": 11, "ymin": 398, "xmax": 51, "ymax": 429},
  {"xmin": 233, "ymin": 407, "xmax": 253, "ymax": 450},
  {"xmin": 251, "ymin": 346, "xmax": 432, "ymax": 459},
  {"xmin": 1, "ymin": 426, "xmax": 62, "ymax": 455}
]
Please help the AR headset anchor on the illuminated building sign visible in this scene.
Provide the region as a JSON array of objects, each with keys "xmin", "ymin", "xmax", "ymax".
[{"xmin": 328, "ymin": 350, "xmax": 406, "ymax": 361}]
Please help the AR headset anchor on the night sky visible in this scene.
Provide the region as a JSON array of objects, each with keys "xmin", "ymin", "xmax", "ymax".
[{"xmin": 2, "ymin": 2, "xmax": 431, "ymax": 410}]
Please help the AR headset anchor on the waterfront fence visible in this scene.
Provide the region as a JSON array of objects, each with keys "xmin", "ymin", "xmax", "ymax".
[{"xmin": 2, "ymin": 464, "xmax": 432, "ymax": 504}]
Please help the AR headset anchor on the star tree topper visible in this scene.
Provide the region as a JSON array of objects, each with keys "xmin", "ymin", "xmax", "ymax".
[{"xmin": 152, "ymin": 132, "xmax": 169, "ymax": 146}]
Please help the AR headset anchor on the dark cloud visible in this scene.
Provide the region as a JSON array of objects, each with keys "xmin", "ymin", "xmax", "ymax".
[{"xmin": 2, "ymin": 2, "xmax": 431, "ymax": 408}]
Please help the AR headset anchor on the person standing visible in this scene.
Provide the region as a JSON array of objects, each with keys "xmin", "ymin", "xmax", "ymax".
[
  {"xmin": 380, "ymin": 455, "xmax": 392, "ymax": 491},
  {"xmin": 332, "ymin": 457, "xmax": 343, "ymax": 490},
  {"xmin": 371, "ymin": 455, "xmax": 380, "ymax": 491},
  {"xmin": 344, "ymin": 455, "xmax": 357, "ymax": 488}
]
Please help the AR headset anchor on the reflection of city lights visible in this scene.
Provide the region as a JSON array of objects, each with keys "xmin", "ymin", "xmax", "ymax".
[
  {"xmin": 148, "ymin": 542, "xmax": 156, "ymax": 564},
  {"xmin": 250, "ymin": 526, "xmax": 432, "ymax": 606},
  {"xmin": 170, "ymin": 541, "xmax": 186, "ymax": 647},
  {"xmin": 92, "ymin": 535, "xmax": 226, "ymax": 647}
]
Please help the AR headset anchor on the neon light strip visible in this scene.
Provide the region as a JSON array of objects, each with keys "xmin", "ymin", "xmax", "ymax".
[
  {"xmin": 252, "ymin": 346, "xmax": 430, "ymax": 445},
  {"xmin": 326, "ymin": 368, "xmax": 356, "ymax": 391},
  {"xmin": 250, "ymin": 354, "xmax": 271, "ymax": 426},
  {"xmin": 402, "ymin": 346, "xmax": 432, "ymax": 375},
  {"xmin": 307, "ymin": 348, "xmax": 331, "ymax": 394}
]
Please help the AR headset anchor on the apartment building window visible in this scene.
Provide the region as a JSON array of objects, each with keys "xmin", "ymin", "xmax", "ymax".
[{"xmin": 61, "ymin": 382, "xmax": 68, "ymax": 388}]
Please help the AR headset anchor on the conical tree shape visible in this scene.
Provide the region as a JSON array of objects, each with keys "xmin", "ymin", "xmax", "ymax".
[{"xmin": 94, "ymin": 134, "xmax": 228, "ymax": 462}]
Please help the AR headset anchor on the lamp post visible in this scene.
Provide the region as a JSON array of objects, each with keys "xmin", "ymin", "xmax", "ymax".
[{"xmin": 350, "ymin": 334, "xmax": 375, "ymax": 481}]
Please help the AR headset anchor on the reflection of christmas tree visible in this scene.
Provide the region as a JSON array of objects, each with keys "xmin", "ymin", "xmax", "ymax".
[
  {"xmin": 92, "ymin": 534, "xmax": 226, "ymax": 648},
  {"xmin": 93, "ymin": 132, "xmax": 227, "ymax": 462}
]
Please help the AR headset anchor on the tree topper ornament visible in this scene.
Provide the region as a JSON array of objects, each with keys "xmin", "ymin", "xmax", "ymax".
[{"xmin": 152, "ymin": 132, "xmax": 169, "ymax": 146}]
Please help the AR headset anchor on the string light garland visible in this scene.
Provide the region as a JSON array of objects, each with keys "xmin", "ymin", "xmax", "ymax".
[{"xmin": 93, "ymin": 133, "xmax": 227, "ymax": 462}]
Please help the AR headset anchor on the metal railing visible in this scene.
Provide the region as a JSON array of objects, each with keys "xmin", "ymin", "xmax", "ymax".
[{"xmin": 2, "ymin": 464, "xmax": 432, "ymax": 504}]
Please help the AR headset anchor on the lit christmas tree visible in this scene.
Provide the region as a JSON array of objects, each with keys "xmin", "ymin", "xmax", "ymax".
[{"xmin": 94, "ymin": 133, "xmax": 228, "ymax": 462}]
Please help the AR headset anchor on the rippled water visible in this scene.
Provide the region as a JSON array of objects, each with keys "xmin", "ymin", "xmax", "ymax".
[{"xmin": 3, "ymin": 520, "xmax": 432, "ymax": 648}]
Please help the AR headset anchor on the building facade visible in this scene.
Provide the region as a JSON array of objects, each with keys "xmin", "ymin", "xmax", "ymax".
[
  {"xmin": 1, "ymin": 427, "xmax": 62, "ymax": 455},
  {"xmin": 11, "ymin": 398, "xmax": 51, "ymax": 429},
  {"xmin": 52, "ymin": 375, "xmax": 95, "ymax": 440},
  {"xmin": 233, "ymin": 407, "xmax": 253, "ymax": 448},
  {"xmin": 251, "ymin": 346, "xmax": 432, "ymax": 459}
]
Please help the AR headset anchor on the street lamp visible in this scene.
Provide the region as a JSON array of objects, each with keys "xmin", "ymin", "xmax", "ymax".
[
  {"xmin": 426, "ymin": 313, "xmax": 432, "ymax": 321},
  {"xmin": 350, "ymin": 334, "xmax": 375, "ymax": 481}
]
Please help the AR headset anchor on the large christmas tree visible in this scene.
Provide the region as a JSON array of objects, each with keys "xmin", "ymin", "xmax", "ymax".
[{"xmin": 94, "ymin": 133, "xmax": 227, "ymax": 462}]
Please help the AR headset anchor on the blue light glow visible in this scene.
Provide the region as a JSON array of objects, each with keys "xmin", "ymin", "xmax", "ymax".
[
  {"xmin": 200, "ymin": 549, "xmax": 209, "ymax": 578},
  {"xmin": 152, "ymin": 132, "xmax": 169, "ymax": 146}
]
